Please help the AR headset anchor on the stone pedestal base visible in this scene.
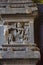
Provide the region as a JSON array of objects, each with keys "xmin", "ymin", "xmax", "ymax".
[{"xmin": 0, "ymin": 59, "xmax": 39, "ymax": 65}]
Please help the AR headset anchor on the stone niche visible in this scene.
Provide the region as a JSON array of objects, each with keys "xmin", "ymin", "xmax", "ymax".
[{"xmin": 3, "ymin": 17, "xmax": 34, "ymax": 44}]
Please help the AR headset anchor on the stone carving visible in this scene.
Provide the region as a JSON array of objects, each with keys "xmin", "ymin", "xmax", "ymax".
[{"xmin": 4, "ymin": 22, "xmax": 31, "ymax": 44}]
